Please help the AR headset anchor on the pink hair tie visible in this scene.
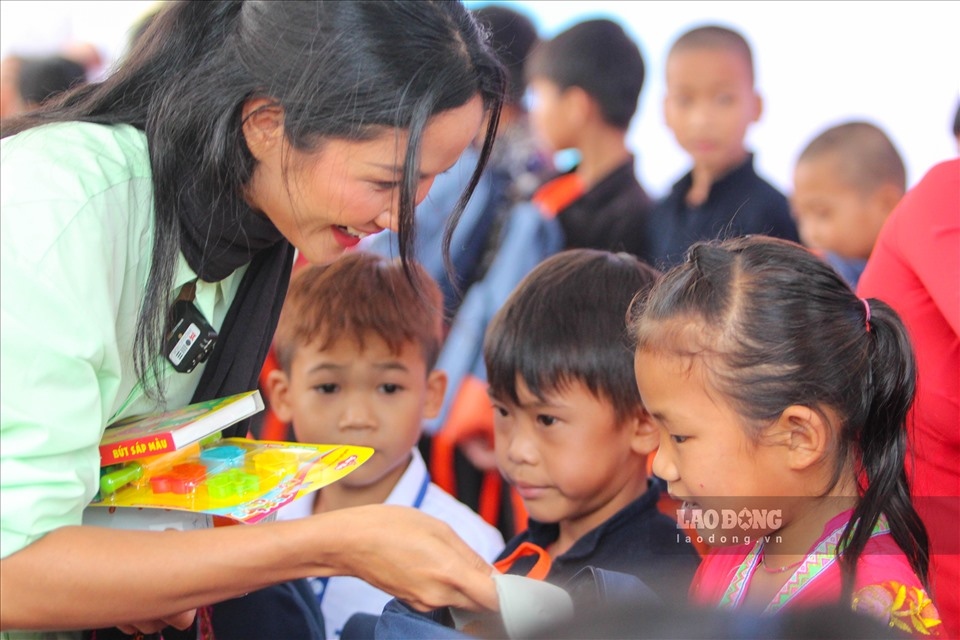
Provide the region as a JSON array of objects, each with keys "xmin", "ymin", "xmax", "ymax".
[{"xmin": 860, "ymin": 297, "xmax": 872, "ymax": 333}]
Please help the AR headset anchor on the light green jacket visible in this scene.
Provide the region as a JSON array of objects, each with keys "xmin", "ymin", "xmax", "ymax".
[{"xmin": 1, "ymin": 122, "xmax": 244, "ymax": 638}]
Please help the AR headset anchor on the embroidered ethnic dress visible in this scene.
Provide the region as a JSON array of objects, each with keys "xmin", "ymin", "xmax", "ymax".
[{"xmin": 690, "ymin": 510, "xmax": 942, "ymax": 636}]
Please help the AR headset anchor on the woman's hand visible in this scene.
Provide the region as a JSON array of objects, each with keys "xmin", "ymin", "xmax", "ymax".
[
  {"xmin": 0, "ymin": 505, "xmax": 498, "ymax": 631},
  {"xmin": 318, "ymin": 505, "xmax": 500, "ymax": 613}
]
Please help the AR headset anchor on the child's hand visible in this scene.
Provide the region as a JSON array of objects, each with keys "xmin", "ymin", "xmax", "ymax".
[{"xmin": 115, "ymin": 609, "xmax": 196, "ymax": 634}]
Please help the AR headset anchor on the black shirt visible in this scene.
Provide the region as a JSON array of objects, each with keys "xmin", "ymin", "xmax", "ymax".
[
  {"xmin": 496, "ymin": 480, "xmax": 700, "ymax": 604},
  {"xmin": 648, "ymin": 154, "xmax": 799, "ymax": 270},
  {"xmin": 555, "ymin": 157, "xmax": 655, "ymax": 264}
]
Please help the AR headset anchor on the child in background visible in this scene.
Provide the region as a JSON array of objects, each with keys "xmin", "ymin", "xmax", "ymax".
[
  {"xmin": 267, "ymin": 253, "xmax": 504, "ymax": 639},
  {"xmin": 361, "ymin": 5, "xmax": 552, "ymax": 321},
  {"xmin": 484, "ymin": 249, "xmax": 700, "ymax": 603},
  {"xmin": 525, "ymin": 20, "xmax": 655, "ymax": 263},
  {"xmin": 791, "ymin": 121, "xmax": 906, "ymax": 289},
  {"xmin": 649, "ymin": 25, "xmax": 798, "ymax": 269},
  {"xmin": 632, "ymin": 236, "xmax": 941, "ymax": 635}
]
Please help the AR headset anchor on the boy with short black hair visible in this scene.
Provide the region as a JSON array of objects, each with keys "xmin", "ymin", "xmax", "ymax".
[
  {"xmin": 525, "ymin": 19, "xmax": 654, "ymax": 263},
  {"xmin": 267, "ymin": 252, "xmax": 504, "ymax": 639},
  {"xmin": 484, "ymin": 249, "xmax": 700, "ymax": 603},
  {"xmin": 791, "ymin": 120, "xmax": 906, "ymax": 288},
  {"xmin": 649, "ymin": 24, "xmax": 799, "ymax": 269}
]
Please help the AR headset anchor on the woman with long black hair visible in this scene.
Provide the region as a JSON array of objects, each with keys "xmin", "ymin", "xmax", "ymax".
[{"xmin": 0, "ymin": 1, "xmax": 504, "ymax": 635}]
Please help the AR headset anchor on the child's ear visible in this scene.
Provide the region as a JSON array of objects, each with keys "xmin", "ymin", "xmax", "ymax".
[
  {"xmin": 563, "ymin": 86, "xmax": 592, "ymax": 128},
  {"xmin": 263, "ymin": 368, "xmax": 295, "ymax": 424},
  {"xmin": 772, "ymin": 405, "xmax": 831, "ymax": 471},
  {"xmin": 870, "ymin": 182, "xmax": 904, "ymax": 217},
  {"xmin": 750, "ymin": 91, "xmax": 764, "ymax": 124},
  {"xmin": 241, "ymin": 96, "xmax": 285, "ymax": 161},
  {"xmin": 422, "ymin": 369, "xmax": 448, "ymax": 420},
  {"xmin": 629, "ymin": 410, "xmax": 660, "ymax": 456}
]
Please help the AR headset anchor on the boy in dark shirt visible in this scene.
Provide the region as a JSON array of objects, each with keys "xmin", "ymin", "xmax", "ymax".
[
  {"xmin": 484, "ymin": 249, "xmax": 700, "ymax": 603},
  {"xmin": 525, "ymin": 19, "xmax": 654, "ymax": 263},
  {"xmin": 650, "ymin": 25, "xmax": 798, "ymax": 269}
]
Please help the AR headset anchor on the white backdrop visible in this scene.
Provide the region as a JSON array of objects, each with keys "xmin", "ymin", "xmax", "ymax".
[
  {"xmin": 3, "ymin": 0, "xmax": 958, "ymax": 197},
  {"xmin": 0, "ymin": 1, "xmax": 158, "ymax": 77},
  {"xmin": 471, "ymin": 0, "xmax": 960, "ymax": 196}
]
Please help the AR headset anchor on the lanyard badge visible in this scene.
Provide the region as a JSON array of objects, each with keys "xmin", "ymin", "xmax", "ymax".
[{"xmin": 164, "ymin": 281, "xmax": 218, "ymax": 373}]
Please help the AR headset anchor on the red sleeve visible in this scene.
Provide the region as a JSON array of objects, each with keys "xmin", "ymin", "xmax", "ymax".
[{"xmin": 859, "ymin": 159, "xmax": 960, "ymax": 336}]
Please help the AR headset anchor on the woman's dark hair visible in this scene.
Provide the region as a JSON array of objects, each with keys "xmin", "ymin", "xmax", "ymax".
[
  {"xmin": 472, "ymin": 5, "xmax": 538, "ymax": 107},
  {"xmin": 631, "ymin": 236, "xmax": 929, "ymax": 594},
  {"xmin": 485, "ymin": 249, "xmax": 660, "ymax": 423},
  {"xmin": 2, "ymin": 1, "xmax": 505, "ymax": 397}
]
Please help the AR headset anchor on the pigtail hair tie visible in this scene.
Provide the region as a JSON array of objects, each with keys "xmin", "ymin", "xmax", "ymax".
[{"xmin": 860, "ymin": 297, "xmax": 872, "ymax": 333}]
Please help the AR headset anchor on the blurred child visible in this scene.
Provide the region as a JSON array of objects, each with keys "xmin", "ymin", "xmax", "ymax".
[
  {"xmin": 953, "ymin": 100, "xmax": 960, "ymax": 151},
  {"xmin": 0, "ymin": 54, "xmax": 86, "ymax": 120},
  {"xmin": 649, "ymin": 25, "xmax": 798, "ymax": 269},
  {"xmin": 0, "ymin": 55, "xmax": 24, "ymax": 119},
  {"xmin": 791, "ymin": 121, "xmax": 905, "ymax": 288},
  {"xmin": 484, "ymin": 249, "xmax": 700, "ymax": 603},
  {"xmin": 632, "ymin": 236, "xmax": 942, "ymax": 635},
  {"xmin": 525, "ymin": 20, "xmax": 655, "ymax": 263},
  {"xmin": 15, "ymin": 55, "xmax": 87, "ymax": 109},
  {"xmin": 361, "ymin": 4, "xmax": 551, "ymax": 320},
  {"xmin": 358, "ymin": 6, "xmax": 558, "ymax": 538},
  {"xmin": 268, "ymin": 253, "xmax": 504, "ymax": 639}
]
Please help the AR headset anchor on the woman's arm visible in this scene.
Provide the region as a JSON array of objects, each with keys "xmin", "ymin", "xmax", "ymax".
[{"xmin": 0, "ymin": 504, "xmax": 498, "ymax": 631}]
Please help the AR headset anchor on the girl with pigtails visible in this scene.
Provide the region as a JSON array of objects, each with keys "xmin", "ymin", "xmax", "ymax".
[{"xmin": 631, "ymin": 236, "xmax": 942, "ymax": 636}]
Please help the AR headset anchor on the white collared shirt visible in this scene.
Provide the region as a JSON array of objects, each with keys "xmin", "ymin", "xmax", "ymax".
[{"xmin": 276, "ymin": 448, "xmax": 504, "ymax": 639}]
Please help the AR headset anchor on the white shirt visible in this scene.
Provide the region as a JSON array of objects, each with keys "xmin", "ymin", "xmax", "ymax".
[{"xmin": 276, "ymin": 448, "xmax": 504, "ymax": 639}]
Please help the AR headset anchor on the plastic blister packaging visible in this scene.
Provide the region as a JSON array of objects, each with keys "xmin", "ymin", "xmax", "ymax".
[{"xmin": 90, "ymin": 438, "xmax": 372, "ymax": 524}]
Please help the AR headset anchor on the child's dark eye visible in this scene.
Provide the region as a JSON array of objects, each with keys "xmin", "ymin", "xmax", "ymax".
[
  {"xmin": 379, "ymin": 383, "xmax": 402, "ymax": 394},
  {"xmin": 493, "ymin": 404, "xmax": 509, "ymax": 418},
  {"xmin": 315, "ymin": 383, "xmax": 338, "ymax": 394},
  {"xmin": 671, "ymin": 434, "xmax": 689, "ymax": 444},
  {"xmin": 537, "ymin": 415, "xmax": 557, "ymax": 427},
  {"xmin": 372, "ymin": 181, "xmax": 400, "ymax": 192}
]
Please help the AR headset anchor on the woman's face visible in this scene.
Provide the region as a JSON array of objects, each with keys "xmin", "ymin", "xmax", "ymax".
[{"xmin": 244, "ymin": 95, "xmax": 484, "ymax": 265}]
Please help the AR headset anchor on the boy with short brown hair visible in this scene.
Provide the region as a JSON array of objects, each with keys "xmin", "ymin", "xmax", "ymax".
[
  {"xmin": 649, "ymin": 24, "xmax": 799, "ymax": 269},
  {"xmin": 267, "ymin": 252, "xmax": 504, "ymax": 639}
]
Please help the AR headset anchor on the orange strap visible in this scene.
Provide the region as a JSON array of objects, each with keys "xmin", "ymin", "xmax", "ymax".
[
  {"xmin": 430, "ymin": 375, "xmax": 495, "ymax": 495},
  {"xmin": 493, "ymin": 541, "xmax": 552, "ymax": 581},
  {"xmin": 531, "ymin": 173, "xmax": 585, "ymax": 218}
]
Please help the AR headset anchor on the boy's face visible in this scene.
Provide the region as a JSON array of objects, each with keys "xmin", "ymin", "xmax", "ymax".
[
  {"xmin": 791, "ymin": 154, "xmax": 896, "ymax": 260},
  {"xmin": 491, "ymin": 376, "xmax": 656, "ymax": 542},
  {"xmin": 526, "ymin": 77, "xmax": 582, "ymax": 152},
  {"xmin": 267, "ymin": 334, "xmax": 446, "ymax": 492},
  {"xmin": 663, "ymin": 47, "xmax": 761, "ymax": 176}
]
